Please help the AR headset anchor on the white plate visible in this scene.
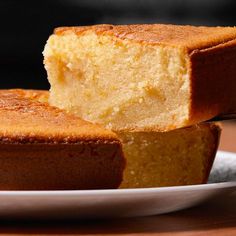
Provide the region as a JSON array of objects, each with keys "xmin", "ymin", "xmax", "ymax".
[{"xmin": 0, "ymin": 150, "xmax": 235, "ymax": 220}]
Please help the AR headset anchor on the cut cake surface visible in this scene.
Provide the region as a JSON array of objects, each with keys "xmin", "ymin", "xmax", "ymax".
[
  {"xmin": 44, "ymin": 24, "xmax": 236, "ymax": 131},
  {"xmin": 119, "ymin": 123, "xmax": 221, "ymax": 188}
]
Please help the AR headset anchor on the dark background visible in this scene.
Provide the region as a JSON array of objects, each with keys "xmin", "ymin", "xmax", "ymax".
[{"xmin": 1, "ymin": 0, "xmax": 236, "ymax": 90}]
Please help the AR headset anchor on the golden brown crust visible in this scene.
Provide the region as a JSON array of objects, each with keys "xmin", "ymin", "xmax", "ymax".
[
  {"xmin": 9, "ymin": 89, "xmax": 49, "ymax": 103},
  {"xmin": 189, "ymin": 38, "xmax": 236, "ymax": 125},
  {"xmin": 0, "ymin": 89, "xmax": 118, "ymax": 143},
  {"xmin": 0, "ymin": 142, "xmax": 124, "ymax": 190},
  {"xmin": 54, "ymin": 24, "xmax": 236, "ymax": 52},
  {"xmin": 0, "ymin": 89, "xmax": 125, "ymax": 190}
]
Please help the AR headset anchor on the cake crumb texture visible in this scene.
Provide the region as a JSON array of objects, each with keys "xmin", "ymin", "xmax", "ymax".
[
  {"xmin": 119, "ymin": 123, "xmax": 221, "ymax": 188},
  {"xmin": 44, "ymin": 24, "xmax": 236, "ymax": 131}
]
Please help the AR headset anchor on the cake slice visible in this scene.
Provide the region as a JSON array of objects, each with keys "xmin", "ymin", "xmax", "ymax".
[
  {"xmin": 12, "ymin": 90, "xmax": 220, "ymax": 189},
  {"xmin": 119, "ymin": 123, "xmax": 221, "ymax": 188},
  {"xmin": 0, "ymin": 89, "xmax": 125, "ymax": 190},
  {"xmin": 43, "ymin": 24, "xmax": 236, "ymax": 131}
]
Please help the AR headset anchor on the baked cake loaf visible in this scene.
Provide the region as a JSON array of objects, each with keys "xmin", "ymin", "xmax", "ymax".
[
  {"xmin": 119, "ymin": 123, "xmax": 220, "ymax": 188},
  {"xmin": 0, "ymin": 89, "xmax": 125, "ymax": 190},
  {"xmin": 43, "ymin": 24, "xmax": 236, "ymax": 131},
  {"xmin": 14, "ymin": 90, "xmax": 220, "ymax": 189}
]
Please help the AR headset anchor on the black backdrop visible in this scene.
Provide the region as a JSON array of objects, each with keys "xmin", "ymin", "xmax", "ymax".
[{"xmin": 1, "ymin": 0, "xmax": 236, "ymax": 89}]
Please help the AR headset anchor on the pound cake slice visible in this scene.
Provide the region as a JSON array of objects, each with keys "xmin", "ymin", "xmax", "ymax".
[
  {"xmin": 119, "ymin": 123, "xmax": 220, "ymax": 188},
  {"xmin": 44, "ymin": 24, "xmax": 236, "ymax": 131},
  {"xmin": 0, "ymin": 89, "xmax": 125, "ymax": 190}
]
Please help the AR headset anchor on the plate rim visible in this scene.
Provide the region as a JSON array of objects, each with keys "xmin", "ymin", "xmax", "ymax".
[{"xmin": 0, "ymin": 150, "xmax": 235, "ymax": 196}]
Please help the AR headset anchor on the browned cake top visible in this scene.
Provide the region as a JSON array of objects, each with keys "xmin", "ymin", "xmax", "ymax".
[
  {"xmin": 54, "ymin": 24, "xmax": 236, "ymax": 52},
  {"xmin": 0, "ymin": 89, "xmax": 118, "ymax": 143}
]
